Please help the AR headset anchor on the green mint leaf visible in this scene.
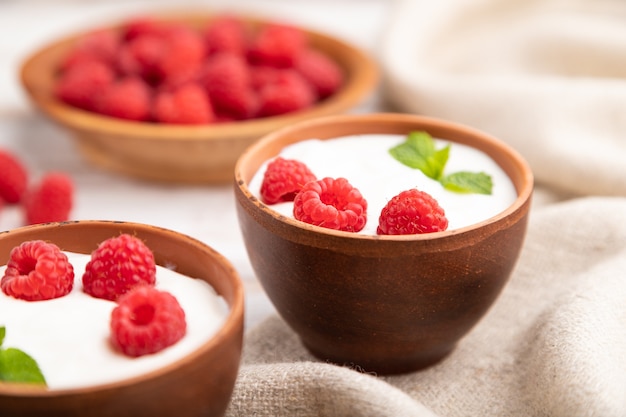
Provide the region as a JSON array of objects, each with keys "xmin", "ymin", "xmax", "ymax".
[
  {"xmin": 0, "ymin": 348, "xmax": 47, "ymax": 385},
  {"xmin": 429, "ymin": 145, "xmax": 450, "ymax": 180},
  {"xmin": 389, "ymin": 131, "xmax": 494, "ymax": 195},
  {"xmin": 389, "ymin": 131, "xmax": 448, "ymax": 181},
  {"xmin": 0, "ymin": 327, "xmax": 47, "ymax": 386},
  {"xmin": 440, "ymin": 171, "xmax": 493, "ymax": 195}
]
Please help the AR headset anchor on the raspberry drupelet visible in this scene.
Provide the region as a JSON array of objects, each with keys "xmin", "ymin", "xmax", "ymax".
[
  {"xmin": 82, "ymin": 234, "xmax": 157, "ymax": 301},
  {"xmin": 1, "ymin": 240, "xmax": 74, "ymax": 301},
  {"xmin": 0, "ymin": 149, "xmax": 28, "ymax": 204},
  {"xmin": 377, "ymin": 188, "xmax": 448, "ymax": 235},
  {"xmin": 260, "ymin": 157, "xmax": 317, "ymax": 204},
  {"xmin": 293, "ymin": 177, "xmax": 368, "ymax": 232},
  {"xmin": 23, "ymin": 172, "xmax": 74, "ymax": 226},
  {"xmin": 110, "ymin": 285, "xmax": 187, "ymax": 357}
]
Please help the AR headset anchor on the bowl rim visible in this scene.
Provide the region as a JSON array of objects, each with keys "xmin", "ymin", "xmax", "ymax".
[
  {"xmin": 18, "ymin": 12, "xmax": 379, "ymax": 142},
  {"xmin": 235, "ymin": 112, "xmax": 534, "ymax": 242},
  {"xmin": 0, "ymin": 220, "xmax": 244, "ymax": 397}
]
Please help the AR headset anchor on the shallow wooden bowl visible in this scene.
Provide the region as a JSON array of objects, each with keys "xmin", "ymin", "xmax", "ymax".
[
  {"xmin": 0, "ymin": 220, "xmax": 244, "ymax": 417},
  {"xmin": 235, "ymin": 113, "xmax": 533, "ymax": 374},
  {"xmin": 19, "ymin": 13, "xmax": 379, "ymax": 184}
]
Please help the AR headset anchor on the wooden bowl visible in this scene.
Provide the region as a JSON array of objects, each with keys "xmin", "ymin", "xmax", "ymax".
[
  {"xmin": 19, "ymin": 13, "xmax": 379, "ymax": 184},
  {"xmin": 234, "ymin": 113, "xmax": 533, "ymax": 374},
  {"xmin": 0, "ymin": 220, "xmax": 244, "ymax": 417}
]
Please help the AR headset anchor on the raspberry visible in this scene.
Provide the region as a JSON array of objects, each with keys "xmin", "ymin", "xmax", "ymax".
[
  {"xmin": 294, "ymin": 49, "xmax": 344, "ymax": 99},
  {"xmin": 55, "ymin": 60, "xmax": 115, "ymax": 111},
  {"xmin": 123, "ymin": 16, "xmax": 168, "ymax": 41},
  {"xmin": 110, "ymin": 285, "xmax": 186, "ymax": 357},
  {"xmin": 260, "ymin": 157, "xmax": 317, "ymax": 204},
  {"xmin": 0, "ymin": 149, "xmax": 28, "ymax": 204},
  {"xmin": 1, "ymin": 240, "xmax": 74, "ymax": 301},
  {"xmin": 23, "ymin": 172, "xmax": 74, "ymax": 225},
  {"xmin": 78, "ymin": 29, "xmax": 120, "ymax": 64},
  {"xmin": 153, "ymin": 83, "xmax": 215, "ymax": 124},
  {"xmin": 203, "ymin": 15, "xmax": 249, "ymax": 56},
  {"xmin": 60, "ymin": 29, "xmax": 120, "ymax": 73},
  {"xmin": 96, "ymin": 76, "xmax": 152, "ymax": 121},
  {"xmin": 248, "ymin": 23, "xmax": 307, "ymax": 68},
  {"xmin": 155, "ymin": 26, "xmax": 206, "ymax": 85},
  {"xmin": 201, "ymin": 53, "xmax": 258, "ymax": 120},
  {"xmin": 60, "ymin": 49, "xmax": 109, "ymax": 75},
  {"xmin": 116, "ymin": 34, "xmax": 164, "ymax": 84},
  {"xmin": 293, "ymin": 177, "xmax": 367, "ymax": 232},
  {"xmin": 249, "ymin": 65, "xmax": 281, "ymax": 90},
  {"xmin": 257, "ymin": 69, "xmax": 315, "ymax": 117},
  {"xmin": 54, "ymin": 16, "xmax": 342, "ymax": 124},
  {"xmin": 82, "ymin": 234, "xmax": 156, "ymax": 301},
  {"xmin": 377, "ymin": 189, "xmax": 449, "ymax": 235}
]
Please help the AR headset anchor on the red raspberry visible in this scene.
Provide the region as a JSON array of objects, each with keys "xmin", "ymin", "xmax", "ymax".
[
  {"xmin": 78, "ymin": 29, "xmax": 120, "ymax": 63},
  {"xmin": 0, "ymin": 149, "xmax": 28, "ymax": 204},
  {"xmin": 110, "ymin": 285, "xmax": 187, "ymax": 357},
  {"xmin": 1, "ymin": 240, "xmax": 74, "ymax": 301},
  {"xmin": 96, "ymin": 76, "xmax": 152, "ymax": 121},
  {"xmin": 293, "ymin": 177, "xmax": 367, "ymax": 232},
  {"xmin": 82, "ymin": 234, "xmax": 157, "ymax": 301},
  {"xmin": 260, "ymin": 157, "xmax": 317, "ymax": 204},
  {"xmin": 156, "ymin": 26, "xmax": 206, "ymax": 85},
  {"xmin": 201, "ymin": 53, "xmax": 258, "ymax": 120},
  {"xmin": 55, "ymin": 60, "xmax": 115, "ymax": 111},
  {"xmin": 203, "ymin": 15, "xmax": 249, "ymax": 56},
  {"xmin": 153, "ymin": 83, "xmax": 215, "ymax": 124},
  {"xmin": 116, "ymin": 34, "xmax": 164, "ymax": 83},
  {"xmin": 249, "ymin": 65, "xmax": 281, "ymax": 90},
  {"xmin": 248, "ymin": 23, "xmax": 307, "ymax": 68},
  {"xmin": 294, "ymin": 49, "xmax": 344, "ymax": 99},
  {"xmin": 60, "ymin": 29, "xmax": 120, "ymax": 73},
  {"xmin": 23, "ymin": 172, "xmax": 74, "ymax": 225},
  {"xmin": 60, "ymin": 49, "xmax": 106, "ymax": 75},
  {"xmin": 123, "ymin": 16, "xmax": 169, "ymax": 41},
  {"xmin": 377, "ymin": 189, "xmax": 449, "ymax": 235},
  {"xmin": 257, "ymin": 69, "xmax": 315, "ymax": 117}
]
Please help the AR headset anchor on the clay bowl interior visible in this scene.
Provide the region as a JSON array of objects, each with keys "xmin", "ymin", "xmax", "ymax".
[
  {"xmin": 19, "ymin": 12, "xmax": 379, "ymax": 184},
  {"xmin": 0, "ymin": 220, "xmax": 244, "ymax": 417},
  {"xmin": 234, "ymin": 112, "xmax": 534, "ymax": 375}
]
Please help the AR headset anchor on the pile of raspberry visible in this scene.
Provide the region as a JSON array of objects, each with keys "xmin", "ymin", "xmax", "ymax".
[
  {"xmin": 259, "ymin": 157, "xmax": 449, "ymax": 235},
  {"xmin": 55, "ymin": 15, "xmax": 345, "ymax": 124},
  {"xmin": 0, "ymin": 148, "xmax": 74, "ymax": 226},
  {"xmin": 1, "ymin": 234, "xmax": 186, "ymax": 357}
]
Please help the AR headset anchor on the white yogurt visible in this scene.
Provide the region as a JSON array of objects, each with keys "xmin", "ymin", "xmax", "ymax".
[
  {"xmin": 249, "ymin": 134, "xmax": 518, "ymax": 233},
  {"xmin": 0, "ymin": 252, "xmax": 228, "ymax": 390}
]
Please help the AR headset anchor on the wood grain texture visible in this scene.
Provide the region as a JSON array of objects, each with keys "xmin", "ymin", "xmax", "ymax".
[
  {"xmin": 0, "ymin": 220, "xmax": 244, "ymax": 417},
  {"xmin": 234, "ymin": 113, "xmax": 533, "ymax": 374}
]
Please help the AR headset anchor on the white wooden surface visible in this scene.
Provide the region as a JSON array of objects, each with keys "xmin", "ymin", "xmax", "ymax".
[{"xmin": 0, "ymin": 0, "xmax": 392, "ymax": 328}]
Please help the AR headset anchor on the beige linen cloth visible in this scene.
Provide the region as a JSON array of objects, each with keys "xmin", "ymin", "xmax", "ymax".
[{"xmin": 226, "ymin": 0, "xmax": 626, "ymax": 415}]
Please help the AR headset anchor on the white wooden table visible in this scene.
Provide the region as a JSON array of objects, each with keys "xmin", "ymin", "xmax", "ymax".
[{"xmin": 0, "ymin": 0, "xmax": 392, "ymax": 328}]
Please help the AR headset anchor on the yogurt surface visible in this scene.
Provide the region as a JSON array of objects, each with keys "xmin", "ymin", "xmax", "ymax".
[
  {"xmin": 249, "ymin": 134, "xmax": 518, "ymax": 233},
  {"xmin": 0, "ymin": 252, "xmax": 228, "ymax": 390}
]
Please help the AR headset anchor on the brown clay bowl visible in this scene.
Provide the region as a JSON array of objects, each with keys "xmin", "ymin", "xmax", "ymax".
[
  {"xmin": 19, "ymin": 12, "xmax": 379, "ymax": 184},
  {"xmin": 0, "ymin": 220, "xmax": 244, "ymax": 417},
  {"xmin": 234, "ymin": 113, "xmax": 533, "ymax": 374}
]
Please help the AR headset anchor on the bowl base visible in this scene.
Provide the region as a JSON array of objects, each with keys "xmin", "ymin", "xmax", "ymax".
[{"xmin": 301, "ymin": 340, "xmax": 456, "ymax": 375}]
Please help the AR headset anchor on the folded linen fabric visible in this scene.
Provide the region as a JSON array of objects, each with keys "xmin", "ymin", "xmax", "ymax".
[
  {"xmin": 225, "ymin": 1, "xmax": 626, "ymax": 415},
  {"xmin": 226, "ymin": 196, "xmax": 626, "ymax": 417},
  {"xmin": 381, "ymin": 0, "xmax": 626, "ymax": 197}
]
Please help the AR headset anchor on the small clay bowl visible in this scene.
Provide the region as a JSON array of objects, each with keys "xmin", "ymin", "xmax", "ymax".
[
  {"xmin": 234, "ymin": 113, "xmax": 533, "ymax": 375},
  {"xmin": 19, "ymin": 12, "xmax": 378, "ymax": 184},
  {"xmin": 0, "ymin": 220, "xmax": 244, "ymax": 417}
]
